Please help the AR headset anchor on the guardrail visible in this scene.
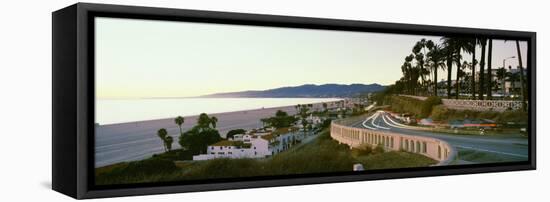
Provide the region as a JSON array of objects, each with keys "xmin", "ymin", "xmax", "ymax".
[
  {"xmin": 330, "ymin": 120, "xmax": 456, "ymax": 165},
  {"xmin": 441, "ymin": 99, "xmax": 523, "ymax": 112},
  {"xmin": 399, "ymin": 94, "xmax": 524, "ymax": 112}
]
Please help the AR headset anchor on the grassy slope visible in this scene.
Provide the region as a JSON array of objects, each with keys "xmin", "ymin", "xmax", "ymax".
[
  {"xmin": 454, "ymin": 148, "xmax": 526, "ymax": 164},
  {"xmin": 95, "ymin": 130, "xmax": 436, "ymax": 185}
]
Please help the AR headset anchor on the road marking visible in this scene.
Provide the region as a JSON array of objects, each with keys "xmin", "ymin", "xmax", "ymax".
[
  {"xmin": 362, "ymin": 113, "xmax": 378, "ymax": 130},
  {"xmin": 371, "ymin": 111, "xmax": 390, "ymax": 130},
  {"xmin": 367, "ymin": 111, "xmax": 528, "ymax": 159},
  {"xmin": 455, "ymin": 145, "xmax": 528, "ymax": 158},
  {"xmin": 381, "ymin": 112, "xmax": 415, "ymax": 130},
  {"xmin": 381, "ymin": 114, "xmax": 403, "ymax": 129}
]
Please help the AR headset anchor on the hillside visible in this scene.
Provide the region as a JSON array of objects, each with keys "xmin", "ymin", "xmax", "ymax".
[{"xmin": 200, "ymin": 83, "xmax": 385, "ymax": 98}]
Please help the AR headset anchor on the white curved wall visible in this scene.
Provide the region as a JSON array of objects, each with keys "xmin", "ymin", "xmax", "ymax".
[{"xmin": 330, "ymin": 122, "xmax": 456, "ymax": 165}]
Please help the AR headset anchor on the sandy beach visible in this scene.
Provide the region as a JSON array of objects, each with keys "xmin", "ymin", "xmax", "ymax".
[{"xmin": 95, "ymin": 101, "xmax": 335, "ymax": 168}]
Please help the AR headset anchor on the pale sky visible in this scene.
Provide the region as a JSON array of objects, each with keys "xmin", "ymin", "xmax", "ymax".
[{"xmin": 95, "ymin": 17, "xmax": 528, "ymax": 99}]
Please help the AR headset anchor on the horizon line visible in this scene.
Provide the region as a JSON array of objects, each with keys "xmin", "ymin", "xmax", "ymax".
[{"xmin": 97, "ymin": 82, "xmax": 384, "ymax": 100}]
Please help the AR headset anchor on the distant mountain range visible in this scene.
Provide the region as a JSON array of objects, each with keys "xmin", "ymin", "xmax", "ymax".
[{"xmin": 200, "ymin": 84, "xmax": 385, "ymax": 98}]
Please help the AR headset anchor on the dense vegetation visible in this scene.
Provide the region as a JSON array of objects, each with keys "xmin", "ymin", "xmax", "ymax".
[
  {"xmin": 260, "ymin": 110, "xmax": 298, "ymax": 129},
  {"xmin": 381, "ymin": 95, "xmax": 527, "ymax": 124},
  {"xmin": 430, "ymin": 105, "xmax": 527, "ymax": 123},
  {"xmin": 386, "ymin": 96, "xmax": 441, "ymax": 118},
  {"xmin": 95, "ymin": 130, "xmax": 436, "ymax": 185},
  {"xmin": 384, "ymin": 37, "xmax": 527, "ymax": 111}
]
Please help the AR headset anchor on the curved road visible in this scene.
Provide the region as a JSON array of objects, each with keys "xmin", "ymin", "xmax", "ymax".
[{"xmin": 351, "ymin": 111, "xmax": 529, "ymax": 164}]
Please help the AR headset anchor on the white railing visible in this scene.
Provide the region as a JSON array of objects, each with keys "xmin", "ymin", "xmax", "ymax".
[
  {"xmin": 330, "ymin": 121, "xmax": 456, "ymax": 165},
  {"xmin": 399, "ymin": 94, "xmax": 524, "ymax": 112},
  {"xmin": 441, "ymin": 99, "xmax": 523, "ymax": 112}
]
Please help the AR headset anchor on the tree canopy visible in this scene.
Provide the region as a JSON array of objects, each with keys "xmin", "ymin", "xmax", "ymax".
[
  {"xmin": 226, "ymin": 129, "xmax": 247, "ymax": 139},
  {"xmin": 261, "ymin": 110, "xmax": 297, "ymax": 129},
  {"xmin": 177, "ymin": 113, "xmax": 222, "ymax": 155}
]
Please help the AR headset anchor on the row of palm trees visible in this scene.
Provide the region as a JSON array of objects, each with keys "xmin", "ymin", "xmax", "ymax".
[
  {"xmin": 155, "ymin": 116, "xmax": 185, "ymax": 152},
  {"xmin": 397, "ymin": 36, "xmax": 527, "ymax": 110},
  {"xmin": 156, "ymin": 114, "xmax": 220, "ymax": 152}
]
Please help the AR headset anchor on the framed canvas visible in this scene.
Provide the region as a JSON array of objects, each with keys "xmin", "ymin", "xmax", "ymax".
[{"xmin": 52, "ymin": 3, "xmax": 536, "ymax": 199}]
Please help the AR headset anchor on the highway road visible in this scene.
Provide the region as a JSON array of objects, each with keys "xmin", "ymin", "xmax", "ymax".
[{"xmin": 351, "ymin": 111, "xmax": 529, "ymax": 164}]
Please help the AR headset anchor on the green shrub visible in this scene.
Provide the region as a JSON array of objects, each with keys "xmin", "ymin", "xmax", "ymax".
[
  {"xmin": 124, "ymin": 159, "xmax": 178, "ymax": 176},
  {"xmin": 351, "ymin": 144, "xmax": 373, "ymax": 157},
  {"xmin": 388, "ymin": 96, "xmax": 440, "ymax": 118},
  {"xmin": 388, "ymin": 96, "xmax": 423, "ymax": 116},
  {"xmin": 431, "ymin": 105, "xmax": 450, "ymax": 121},
  {"xmin": 496, "ymin": 110, "xmax": 528, "ymax": 123},
  {"xmin": 430, "ymin": 105, "xmax": 527, "ymax": 123},
  {"xmin": 152, "ymin": 149, "xmax": 193, "ymax": 161},
  {"xmin": 421, "ymin": 96, "xmax": 442, "ymax": 118},
  {"xmin": 360, "ymin": 151, "xmax": 437, "ymax": 170},
  {"xmin": 373, "ymin": 144, "xmax": 385, "ymax": 154},
  {"xmin": 95, "ymin": 158, "xmax": 179, "ymax": 185}
]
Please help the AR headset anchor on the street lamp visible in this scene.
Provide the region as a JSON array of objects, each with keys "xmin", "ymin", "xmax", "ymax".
[{"xmin": 501, "ymin": 56, "xmax": 516, "ymax": 96}]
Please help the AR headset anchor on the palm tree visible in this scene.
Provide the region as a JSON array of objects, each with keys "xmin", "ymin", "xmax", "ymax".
[
  {"xmin": 197, "ymin": 113, "xmax": 211, "ymax": 128},
  {"xmin": 496, "ymin": 67, "xmax": 507, "ymax": 95},
  {"xmin": 165, "ymin": 136, "xmax": 174, "ymax": 151},
  {"xmin": 210, "ymin": 116, "xmax": 218, "ymax": 128},
  {"xmin": 446, "ymin": 54, "xmax": 454, "ymax": 98},
  {"xmin": 413, "ymin": 39, "xmax": 432, "ymax": 92},
  {"xmin": 453, "ymin": 38, "xmax": 471, "ymax": 99},
  {"xmin": 174, "ymin": 116, "xmax": 184, "ymax": 136},
  {"xmin": 441, "ymin": 37, "xmax": 458, "ymax": 98},
  {"xmin": 506, "ymin": 70, "xmax": 520, "ymax": 96},
  {"xmin": 514, "ymin": 40, "xmax": 527, "ymax": 111},
  {"xmin": 486, "ymin": 39, "xmax": 493, "ymax": 100},
  {"xmin": 157, "ymin": 128, "xmax": 168, "ymax": 152},
  {"xmin": 468, "ymin": 38, "xmax": 477, "ymax": 99},
  {"xmin": 478, "ymin": 38, "xmax": 487, "ymax": 100},
  {"xmin": 301, "ymin": 119, "xmax": 308, "ymax": 132},
  {"xmin": 402, "ymin": 54, "xmax": 417, "ymax": 95},
  {"xmin": 401, "ymin": 62, "xmax": 412, "ymax": 94},
  {"xmin": 460, "ymin": 61, "xmax": 471, "ymax": 87},
  {"xmin": 426, "ymin": 44, "xmax": 446, "ymax": 96}
]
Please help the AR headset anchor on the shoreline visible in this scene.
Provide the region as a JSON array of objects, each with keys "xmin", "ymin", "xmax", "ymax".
[
  {"xmin": 95, "ymin": 100, "xmax": 341, "ymax": 167},
  {"xmin": 98, "ymin": 99, "xmax": 342, "ymax": 127}
]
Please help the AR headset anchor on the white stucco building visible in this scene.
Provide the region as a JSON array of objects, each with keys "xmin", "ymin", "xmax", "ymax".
[{"xmin": 192, "ymin": 127, "xmax": 302, "ymax": 161}]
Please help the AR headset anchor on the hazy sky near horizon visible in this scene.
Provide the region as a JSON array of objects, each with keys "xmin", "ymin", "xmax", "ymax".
[{"xmin": 95, "ymin": 17, "xmax": 528, "ymax": 99}]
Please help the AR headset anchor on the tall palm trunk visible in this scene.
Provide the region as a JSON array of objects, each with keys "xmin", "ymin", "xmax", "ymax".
[
  {"xmin": 434, "ymin": 66, "xmax": 438, "ymax": 96},
  {"xmin": 446, "ymin": 52, "xmax": 453, "ymax": 99},
  {"xmin": 409, "ymin": 73, "xmax": 413, "ymax": 95},
  {"xmin": 516, "ymin": 40, "xmax": 527, "ymax": 111},
  {"xmin": 471, "ymin": 39, "xmax": 476, "ymax": 99},
  {"xmin": 479, "ymin": 39, "xmax": 487, "ymax": 100},
  {"xmin": 455, "ymin": 48, "xmax": 461, "ymax": 99},
  {"xmin": 487, "ymin": 39, "xmax": 493, "ymax": 100},
  {"xmin": 420, "ymin": 62, "xmax": 425, "ymax": 94}
]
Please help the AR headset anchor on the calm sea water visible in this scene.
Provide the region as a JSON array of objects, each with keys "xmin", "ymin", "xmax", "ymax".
[{"xmin": 96, "ymin": 98, "xmax": 341, "ymax": 125}]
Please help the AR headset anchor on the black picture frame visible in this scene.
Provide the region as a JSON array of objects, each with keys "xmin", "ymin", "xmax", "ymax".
[{"xmin": 52, "ymin": 2, "xmax": 536, "ymax": 199}]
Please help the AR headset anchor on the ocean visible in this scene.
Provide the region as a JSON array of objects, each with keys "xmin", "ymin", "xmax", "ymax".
[{"xmin": 96, "ymin": 97, "xmax": 342, "ymax": 125}]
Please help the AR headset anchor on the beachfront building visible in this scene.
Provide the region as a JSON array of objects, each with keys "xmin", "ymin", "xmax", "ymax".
[
  {"xmin": 306, "ymin": 114, "xmax": 322, "ymax": 126},
  {"xmin": 192, "ymin": 127, "xmax": 302, "ymax": 161}
]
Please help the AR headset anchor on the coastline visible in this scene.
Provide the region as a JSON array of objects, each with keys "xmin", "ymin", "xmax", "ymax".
[{"xmin": 95, "ymin": 100, "xmax": 341, "ymax": 168}]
